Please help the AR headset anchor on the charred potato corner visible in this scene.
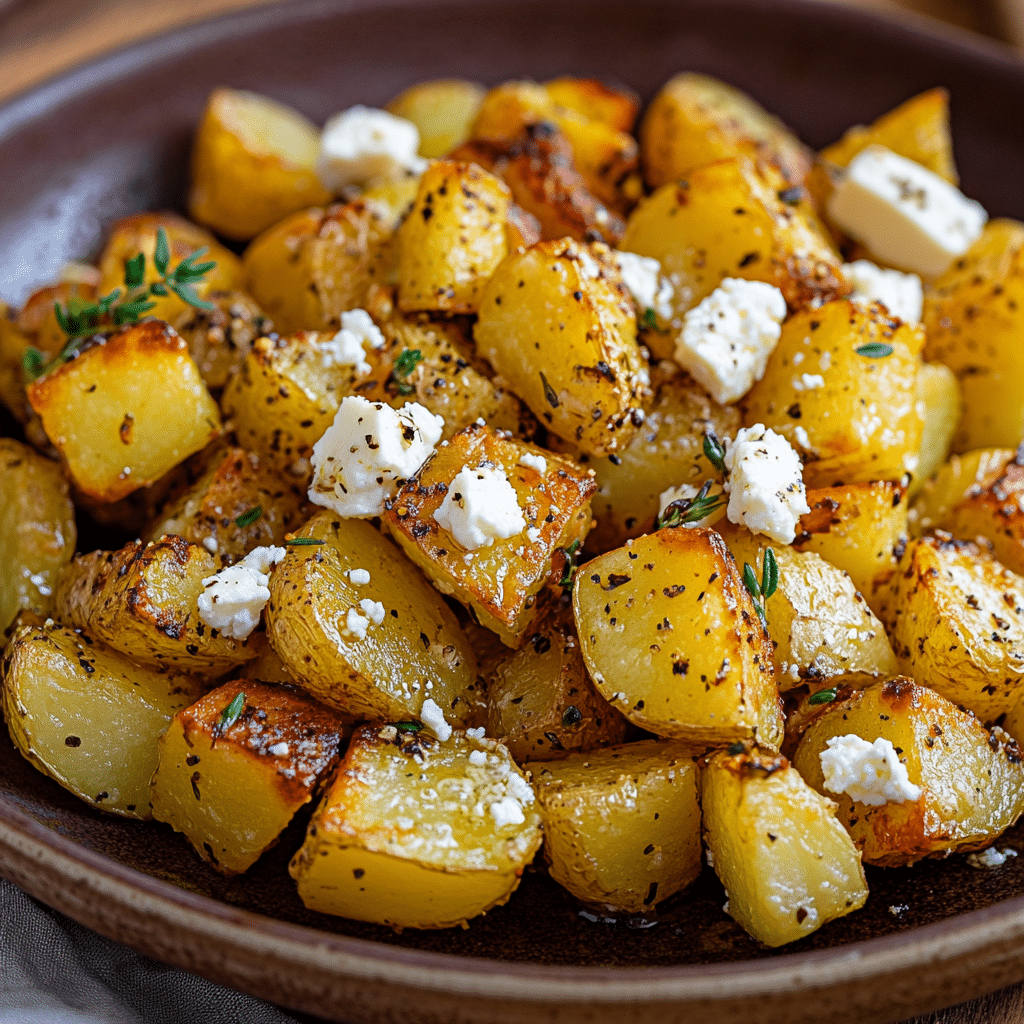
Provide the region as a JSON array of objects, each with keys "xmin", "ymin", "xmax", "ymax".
[{"xmin": 2, "ymin": 68, "xmax": 1022, "ymax": 949}]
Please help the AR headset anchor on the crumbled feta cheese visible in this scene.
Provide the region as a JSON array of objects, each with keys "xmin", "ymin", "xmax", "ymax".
[
  {"xmin": 378, "ymin": 725, "xmax": 398, "ymax": 741},
  {"xmin": 359, "ymin": 598, "xmax": 386, "ymax": 625},
  {"xmin": 967, "ymin": 847, "xmax": 1017, "ymax": 869},
  {"xmin": 309, "ymin": 396, "xmax": 443, "ymax": 517},
  {"xmin": 518, "ymin": 451, "xmax": 548, "ymax": 475},
  {"xmin": 819, "ymin": 734, "xmax": 922, "ymax": 807},
  {"xmin": 345, "ymin": 607, "xmax": 370, "ymax": 639},
  {"xmin": 468, "ymin": 750, "xmax": 487, "ymax": 767},
  {"xmin": 613, "ymin": 251, "xmax": 674, "ymax": 323},
  {"xmin": 793, "ymin": 425, "xmax": 811, "ymax": 451},
  {"xmin": 526, "ymin": 526, "xmax": 542, "ymax": 544},
  {"xmin": 673, "ymin": 278, "xmax": 787, "ymax": 404},
  {"xmin": 889, "ymin": 903, "xmax": 908, "ymax": 916},
  {"xmin": 828, "ymin": 145, "xmax": 987, "ymax": 278},
  {"xmin": 268, "ymin": 741, "xmax": 290, "ymax": 758},
  {"xmin": 466, "ymin": 727, "xmax": 486, "ymax": 740},
  {"xmin": 319, "ymin": 309, "xmax": 385, "ymax": 375},
  {"xmin": 793, "ymin": 373, "xmax": 825, "ymax": 390},
  {"xmin": 843, "ymin": 259, "xmax": 923, "ymax": 325},
  {"xmin": 197, "ymin": 545, "xmax": 287, "ymax": 640},
  {"xmin": 419, "ymin": 697, "xmax": 452, "ymax": 742},
  {"xmin": 347, "ymin": 568, "xmax": 371, "ymax": 585},
  {"xmin": 433, "ymin": 464, "xmax": 526, "ymax": 550},
  {"xmin": 316, "ymin": 105, "xmax": 426, "ymax": 192},
  {"xmin": 490, "ymin": 796, "xmax": 526, "ymax": 828},
  {"xmin": 658, "ymin": 482, "xmax": 723, "ymax": 528},
  {"xmin": 202, "ymin": 536, "xmax": 219, "ymax": 555},
  {"xmin": 723, "ymin": 425, "xmax": 809, "ymax": 544}
]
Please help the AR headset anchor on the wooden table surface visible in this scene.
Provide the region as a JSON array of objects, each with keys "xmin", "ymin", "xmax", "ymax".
[{"xmin": 1, "ymin": 1, "xmax": 1022, "ymax": 1022}]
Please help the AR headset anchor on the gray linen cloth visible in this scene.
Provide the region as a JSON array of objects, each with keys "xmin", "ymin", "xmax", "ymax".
[{"xmin": 0, "ymin": 877, "xmax": 313, "ymax": 1023}]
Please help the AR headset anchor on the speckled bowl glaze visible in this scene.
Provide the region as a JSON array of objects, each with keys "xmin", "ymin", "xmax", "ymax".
[{"xmin": 1, "ymin": 1, "xmax": 1023, "ymax": 1021}]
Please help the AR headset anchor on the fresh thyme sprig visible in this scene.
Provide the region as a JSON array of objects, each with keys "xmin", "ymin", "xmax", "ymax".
[
  {"xmin": 235, "ymin": 506, "xmax": 262, "ymax": 528},
  {"xmin": 703, "ymin": 430, "xmax": 727, "ymax": 475},
  {"xmin": 808, "ymin": 687, "xmax": 838, "ymax": 706},
  {"xmin": 559, "ymin": 539, "xmax": 582, "ymax": 591},
  {"xmin": 390, "ymin": 348, "xmax": 423, "ymax": 396},
  {"xmin": 742, "ymin": 547, "xmax": 779, "ymax": 628},
  {"xmin": 656, "ymin": 479, "xmax": 725, "ymax": 530},
  {"xmin": 641, "ymin": 307, "xmax": 658, "ymax": 331},
  {"xmin": 394, "ymin": 721, "xmax": 423, "ymax": 733},
  {"xmin": 22, "ymin": 227, "xmax": 217, "ymax": 382}
]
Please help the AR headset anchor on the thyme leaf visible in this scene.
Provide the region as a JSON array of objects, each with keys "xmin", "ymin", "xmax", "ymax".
[
  {"xmin": 394, "ymin": 721, "xmax": 423, "ymax": 733},
  {"xmin": 808, "ymin": 687, "xmax": 838, "ymax": 705},
  {"xmin": 641, "ymin": 307, "xmax": 658, "ymax": 331},
  {"xmin": 284, "ymin": 536, "xmax": 326, "ymax": 546},
  {"xmin": 559, "ymin": 539, "xmax": 582, "ymax": 591},
  {"xmin": 855, "ymin": 342, "xmax": 894, "ymax": 359},
  {"xmin": 390, "ymin": 347, "xmax": 423, "ymax": 395},
  {"xmin": 743, "ymin": 549, "xmax": 779, "ymax": 628},
  {"xmin": 703, "ymin": 430, "xmax": 727, "ymax": 475},
  {"xmin": 656, "ymin": 479, "xmax": 724, "ymax": 529},
  {"xmin": 235, "ymin": 506, "xmax": 262, "ymax": 528},
  {"xmin": 217, "ymin": 691, "xmax": 246, "ymax": 734}
]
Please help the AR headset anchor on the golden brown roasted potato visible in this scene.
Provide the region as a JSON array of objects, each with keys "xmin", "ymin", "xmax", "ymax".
[
  {"xmin": 0, "ymin": 439, "xmax": 76, "ymax": 636},
  {"xmin": 621, "ymin": 157, "xmax": 847, "ymax": 318},
  {"xmin": 544, "ymin": 77, "xmax": 639, "ymax": 134},
  {"xmin": 474, "ymin": 238, "xmax": 649, "ymax": 456},
  {"xmin": 741, "ymin": 299, "xmax": 923, "ymax": 487},
  {"xmin": 290, "ymin": 724, "xmax": 542, "ymax": 929},
  {"xmin": 640, "ymin": 72, "xmax": 811, "ymax": 189},
  {"xmin": 383, "ymin": 423, "xmax": 595, "ymax": 647},
  {"xmin": 922, "ymin": 219, "xmax": 1024, "ymax": 453},
  {"xmin": 385, "ymin": 78, "xmax": 486, "ymax": 157},
  {"xmin": 189, "ymin": 88, "xmax": 332, "ymax": 241},
  {"xmin": 55, "ymin": 535, "xmax": 264, "ymax": 677},
  {"xmin": 534, "ymin": 739, "xmax": 701, "ymax": 913},
  {"xmin": 27, "ymin": 320, "xmax": 222, "ymax": 502},
  {"xmin": 2, "ymin": 622, "xmax": 203, "ymax": 818},
  {"xmin": 702, "ymin": 742, "xmax": 868, "ymax": 946},
  {"xmin": 266, "ymin": 512, "xmax": 483, "ymax": 723},
  {"xmin": 911, "ymin": 362, "xmax": 961, "ymax": 498},
  {"xmin": 151, "ymin": 681, "xmax": 349, "ymax": 874},
  {"xmin": 879, "ymin": 534, "xmax": 1024, "ymax": 721},
  {"xmin": 574, "ymin": 527, "xmax": 783, "ymax": 749},
  {"xmin": 792, "ymin": 678, "xmax": 1024, "ymax": 865}
]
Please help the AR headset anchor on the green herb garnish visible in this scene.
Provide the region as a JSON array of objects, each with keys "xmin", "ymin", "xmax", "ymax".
[
  {"xmin": 742, "ymin": 547, "xmax": 779, "ymax": 628},
  {"xmin": 217, "ymin": 691, "xmax": 246, "ymax": 734},
  {"xmin": 656, "ymin": 479, "xmax": 725, "ymax": 530},
  {"xmin": 394, "ymin": 721, "xmax": 423, "ymax": 733},
  {"xmin": 727, "ymin": 741, "xmax": 745, "ymax": 755},
  {"xmin": 808, "ymin": 687, "xmax": 838, "ymax": 706},
  {"xmin": 559, "ymin": 539, "xmax": 582, "ymax": 591},
  {"xmin": 235, "ymin": 506, "xmax": 262, "ymax": 528},
  {"xmin": 23, "ymin": 227, "xmax": 217, "ymax": 382},
  {"xmin": 855, "ymin": 342, "xmax": 894, "ymax": 359},
  {"xmin": 390, "ymin": 347, "xmax": 423, "ymax": 396},
  {"xmin": 284, "ymin": 537, "xmax": 326, "ymax": 546},
  {"xmin": 641, "ymin": 307, "xmax": 658, "ymax": 331},
  {"xmin": 703, "ymin": 430, "xmax": 727, "ymax": 475}
]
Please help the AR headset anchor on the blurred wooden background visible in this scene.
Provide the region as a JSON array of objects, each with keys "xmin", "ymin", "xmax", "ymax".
[{"xmin": 0, "ymin": 0, "xmax": 1022, "ymax": 1022}]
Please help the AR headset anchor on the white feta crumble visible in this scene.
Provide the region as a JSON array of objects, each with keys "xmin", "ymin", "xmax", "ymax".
[
  {"xmin": 466, "ymin": 727, "xmax": 486, "ymax": 740},
  {"xmin": 518, "ymin": 451, "xmax": 548, "ymax": 475},
  {"xmin": 490, "ymin": 796, "xmax": 526, "ymax": 828},
  {"xmin": 468, "ymin": 749, "xmax": 488, "ymax": 767},
  {"xmin": 967, "ymin": 847, "xmax": 1017, "ymax": 869},
  {"xmin": 819, "ymin": 734, "xmax": 922, "ymax": 807},
  {"xmin": 316, "ymin": 105, "xmax": 427, "ymax": 192},
  {"xmin": 345, "ymin": 606, "xmax": 370, "ymax": 639},
  {"xmin": 419, "ymin": 697, "xmax": 452, "ymax": 742},
  {"xmin": 673, "ymin": 278, "xmax": 787, "ymax": 404},
  {"xmin": 793, "ymin": 425, "xmax": 811, "ymax": 451},
  {"xmin": 347, "ymin": 568, "xmax": 371, "ymax": 585},
  {"xmin": 319, "ymin": 309, "xmax": 385, "ymax": 374},
  {"xmin": 526, "ymin": 526, "xmax": 543, "ymax": 544},
  {"xmin": 723, "ymin": 424, "xmax": 810, "ymax": 544},
  {"xmin": 842, "ymin": 259, "xmax": 924, "ymax": 325},
  {"xmin": 433, "ymin": 464, "xmax": 526, "ymax": 550},
  {"xmin": 268, "ymin": 741, "xmax": 290, "ymax": 758},
  {"xmin": 308, "ymin": 396, "xmax": 443, "ymax": 517},
  {"xmin": 889, "ymin": 903, "xmax": 909, "ymax": 916},
  {"xmin": 828, "ymin": 145, "xmax": 987, "ymax": 278},
  {"xmin": 658, "ymin": 482, "xmax": 723, "ymax": 528},
  {"xmin": 197, "ymin": 545, "xmax": 287, "ymax": 640},
  {"xmin": 613, "ymin": 251, "xmax": 674, "ymax": 324},
  {"xmin": 358, "ymin": 598, "xmax": 386, "ymax": 625},
  {"xmin": 793, "ymin": 373, "xmax": 825, "ymax": 390},
  {"xmin": 202, "ymin": 536, "xmax": 219, "ymax": 555}
]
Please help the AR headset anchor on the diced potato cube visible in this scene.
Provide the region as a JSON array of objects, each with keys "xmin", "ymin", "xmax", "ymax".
[
  {"xmin": 879, "ymin": 535, "xmax": 1024, "ymax": 721},
  {"xmin": 702, "ymin": 742, "xmax": 868, "ymax": 946},
  {"xmin": 911, "ymin": 362, "xmax": 961, "ymax": 498},
  {"xmin": 544, "ymin": 77, "xmax": 639, "ymax": 134},
  {"xmin": 474, "ymin": 238, "xmax": 649, "ymax": 456},
  {"xmin": 792, "ymin": 678, "xmax": 1024, "ymax": 865},
  {"xmin": 55, "ymin": 536, "xmax": 263, "ymax": 677},
  {"xmin": 533, "ymin": 738, "xmax": 701, "ymax": 913},
  {"xmin": 290, "ymin": 724, "xmax": 542, "ymax": 929},
  {"xmin": 386, "ymin": 79, "xmax": 486, "ymax": 158},
  {"xmin": 266, "ymin": 512, "xmax": 482, "ymax": 723},
  {"xmin": 27, "ymin": 320, "xmax": 222, "ymax": 502},
  {"xmin": 487, "ymin": 598, "xmax": 627, "ymax": 761},
  {"xmin": 1, "ymin": 623, "xmax": 203, "ymax": 817},
  {"xmin": 0, "ymin": 439, "xmax": 76, "ymax": 635},
  {"xmin": 573, "ymin": 528, "xmax": 784, "ymax": 749},
  {"xmin": 150, "ymin": 681, "xmax": 348, "ymax": 873}
]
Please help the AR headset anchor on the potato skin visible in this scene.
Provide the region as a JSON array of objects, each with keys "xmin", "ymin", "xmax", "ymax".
[{"xmin": 544, "ymin": 77, "xmax": 639, "ymax": 134}]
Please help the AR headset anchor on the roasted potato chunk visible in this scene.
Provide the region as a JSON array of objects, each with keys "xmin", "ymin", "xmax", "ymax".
[
  {"xmin": 144, "ymin": 446, "xmax": 310, "ymax": 563},
  {"xmin": 922, "ymin": 220, "xmax": 1024, "ymax": 453},
  {"xmin": 573, "ymin": 528, "xmax": 783, "ymax": 749},
  {"xmin": 640, "ymin": 73, "xmax": 810, "ymax": 189},
  {"xmin": 266, "ymin": 512, "xmax": 482, "ymax": 723},
  {"xmin": 396, "ymin": 161, "xmax": 513, "ymax": 314},
  {"xmin": 189, "ymin": 88, "xmax": 331, "ymax": 241},
  {"xmin": 290, "ymin": 724, "xmax": 542, "ymax": 929},
  {"xmin": 27, "ymin": 320, "xmax": 222, "ymax": 502},
  {"xmin": 742, "ymin": 299, "xmax": 924, "ymax": 487},
  {"xmin": 792, "ymin": 678, "xmax": 1024, "ymax": 865},
  {"xmin": 911, "ymin": 362, "xmax": 961, "ymax": 498},
  {"xmin": 0, "ymin": 439, "xmax": 76, "ymax": 635},
  {"xmin": 384, "ymin": 423, "xmax": 595, "ymax": 646},
  {"xmin": 385, "ymin": 78, "xmax": 485, "ymax": 158},
  {"xmin": 702, "ymin": 743, "xmax": 868, "ymax": 946},
  {"xmin": 1, "ymin": 622, "xmax": 203, "ymax": 818},
  {"xmin": 534, "ymin": 739, "xmax": 701, "ymax": 913},
  {"xmin": 486, "ymin": 598, "xmax": 627, "ymax": 761},
  {"xmin": 55, "ymin": 535, "xmax": 264, "ymax": 677},
  {"xmin": 544, "ymin": 77, "xmax": 639, "ymax": 134},
  {"xmin": 475, "ymin": 238, "xmax": 649, "ymax": 456},
  {"xmin": 621, "ymin": 156, "xmax": 847, "ymax": 317},
  {"xmin": 151, "ymin": 681, "xmax": 348, "ymax": 874},
  {"xmin": 879, "ymin": 535, "xmax": 1024, "ymax": 721}
]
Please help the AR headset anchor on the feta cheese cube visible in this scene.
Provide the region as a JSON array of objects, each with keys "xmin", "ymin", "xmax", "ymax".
[
  {"xmin": 197, "ymin": 544, "xmax": 287, "ymax": 640},
  {"xmin": 347, "ymin": 568, "xmax": 371, "ymax": 585},
  {"xmin": 316, "ymin": 105, "xmax": 427, "ymax": 192},
  {"xmin": 308, "ymin": 396, "xmax": 444, "ymax": 518},
  {"xmin": 319, "ymin": 309, "xmax": 385, "ymax": 374},
  {"xmin": 842, "ymin": 259, "xmax": 923, "ymax": 325},
  {"xmin": 518, "ymin": 451, "xmax": 548, "ymax": 475},
  {"xmin": 674, "ymin": 278, "xmax": 787, "ymax": 404},
  {"xmin": 432, "ymin": 463, "xmax": 526, "ymax": 550},
  {"xmin": 828, "ymin": 145, "xmax": 987, "ymax": 278},
  {"xmin": 819, "ymin": 734, "xmax": 922, "ymax": 807},
  {"xmin": 723, "ymin": 424, "xmax": 809, "ymax": 544},
  {"xmin": 613, "ymin": 251, "xmax": 674, "ymax": 324}
]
